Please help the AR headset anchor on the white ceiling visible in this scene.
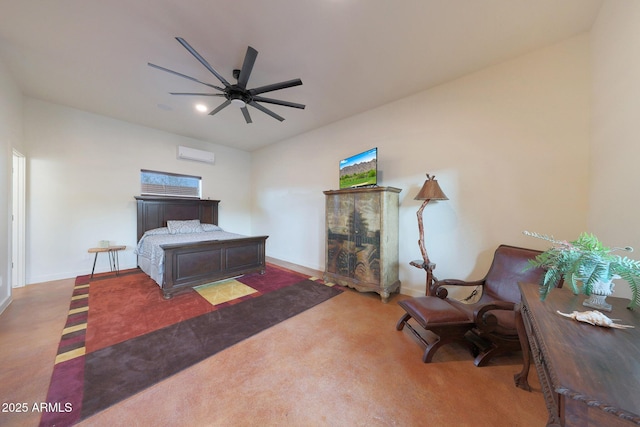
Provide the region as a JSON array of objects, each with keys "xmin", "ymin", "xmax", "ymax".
[{"xmin": 0, "ymin": 0, "xmax": 602, "ymax": 151}]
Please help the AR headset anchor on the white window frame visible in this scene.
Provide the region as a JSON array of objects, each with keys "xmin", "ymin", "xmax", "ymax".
[{"xmin": 140, "ymin": 169, "xmax": 202, "ymax": 198}]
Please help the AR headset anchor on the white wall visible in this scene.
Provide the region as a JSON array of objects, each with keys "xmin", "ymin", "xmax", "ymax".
[
  {"xmin": 24, "ymin": 99, "xmax": 252, "ymax": 284},
  {"xmin": 252, "ymin": 35, "xmax": 592, "ymax": 296},
  {"xmin": 8, "ymin": 1, "xmax": 640, "ymax": 303},
  {"xmin": 589, "ymin": 0, "xmax": 640, "ymax": 300},
  {"xmin": 0, "ymin": 55, "xmax": 24, "ymax": 313}
]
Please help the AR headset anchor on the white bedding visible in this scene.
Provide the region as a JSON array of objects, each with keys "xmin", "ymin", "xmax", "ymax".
[{"xmin": 135, "ymin": 227, "xmax": 246, "ymax": 286}]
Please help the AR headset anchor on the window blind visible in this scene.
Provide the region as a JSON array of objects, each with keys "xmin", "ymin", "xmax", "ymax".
[{"xmin": 140, "ymin": 169, "xmax": 202, "ymax": 198}]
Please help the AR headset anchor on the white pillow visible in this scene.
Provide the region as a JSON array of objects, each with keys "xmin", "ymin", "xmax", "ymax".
[
  {"xmin": 201, "ymin": 223, "xmax": 223, "ymax": 232},
  {"xmin": 167, "ymin": 219, "xmax": 204, "ymax": 234}
]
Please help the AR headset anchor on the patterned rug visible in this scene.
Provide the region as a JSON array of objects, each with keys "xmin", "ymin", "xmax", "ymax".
[{"xmin": 40, "ymin": 264, "xmax": 342, "ymax": 426}]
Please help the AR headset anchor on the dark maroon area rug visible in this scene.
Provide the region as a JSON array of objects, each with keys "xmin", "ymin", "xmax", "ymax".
[{"xmin": 40, "ymin": 265, "xmax": 342, "ymax": 426}]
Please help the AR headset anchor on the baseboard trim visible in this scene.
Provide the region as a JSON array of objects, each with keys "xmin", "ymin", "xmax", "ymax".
[
  {"xmin": 265, "ymin": 257, "xmax": 324, "ymax": 279},
  {"xmin": 0, "ymin": 294, "xmax": 12, "ymax": 316},
  {"xmin": 266, "ymin": 257, "xmax": 420, "ymax": 296}
]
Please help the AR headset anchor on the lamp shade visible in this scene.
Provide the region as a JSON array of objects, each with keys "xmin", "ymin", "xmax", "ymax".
[{"xmin": 414, "ymin": 174, "xmax": 448, "ymax": 201}]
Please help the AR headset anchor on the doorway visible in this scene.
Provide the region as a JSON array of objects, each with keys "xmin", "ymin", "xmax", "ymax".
[{"xmin": 12, "ymin": 150, "xmax": 25, "ymax": 288}]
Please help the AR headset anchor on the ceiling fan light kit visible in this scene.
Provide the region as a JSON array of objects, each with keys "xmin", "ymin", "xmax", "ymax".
[
  {"xmin": 149, "ymin": 37, "xmax": 305, "ymax": 123},
  {"xmin": 230, "ymin": 98, "xmax": 246, "ymax": 108}
]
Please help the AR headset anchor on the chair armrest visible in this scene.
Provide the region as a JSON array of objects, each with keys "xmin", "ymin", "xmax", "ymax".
[
  {"xmin": 433, "ymin": 279, "xmax": 485, "ymax": 300},
  {"xmin": 437, "ymin": 278, "xmax": 485, "ymax": 287},
  {"xmin": 433, "ymin": 286, "xmax": 448, "ymax": 299},
  {"xmin": 473, "ymin": 301, "xmax": 516, "ymax": 333}
]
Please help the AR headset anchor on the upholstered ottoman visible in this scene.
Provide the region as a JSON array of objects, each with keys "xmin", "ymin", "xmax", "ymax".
[{"xmin": 396, "ymin": 296, "xmax": 475, "ymax": 363}]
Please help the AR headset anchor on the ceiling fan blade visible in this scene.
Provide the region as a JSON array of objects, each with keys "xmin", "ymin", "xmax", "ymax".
[
  {"xmin": 209, "ymin": 100, "xmax": 231, "ymax": 116},
  {"xmin": 253, "ymin": 96, "xmax": 305, "ymax": 109},
  {"xmin": 241, "ymin": 106, "xmax": 252, "ymax": 123},
  {"xmin": 148, "ymin": 63, "xmax": 225, "ymax": 91},
  {"xmin": 237, "ymin": 46, "xmax": 258, "ymax": 89},
  {"xmin": 249, "ymin": 101, "xmax": 285, "ymax": 122},
  {"xmin": 169, "ymin": 92, "xmax": 225, "ymax": 96},
  {"xmin": 175, "ymin": 37, "xmax": 231, "ymax": 88},
  {"xmin": 249, "ymin": 78, "xmax": 303, "ymax": 96}
]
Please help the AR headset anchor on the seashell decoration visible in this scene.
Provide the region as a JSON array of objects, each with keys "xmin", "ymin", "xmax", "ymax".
[{"xmin": 557, "ymin": 310, "xmax": 634, "ymax": 329}]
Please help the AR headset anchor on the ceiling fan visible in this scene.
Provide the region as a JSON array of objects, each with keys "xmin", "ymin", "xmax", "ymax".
[{"xmin": 148, "ymin": 37, "xmax": 305, "ymax": 123}]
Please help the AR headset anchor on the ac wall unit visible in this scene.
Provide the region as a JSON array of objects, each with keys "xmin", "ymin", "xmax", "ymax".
[{"xmin": 177, "ymin": 146, "xmax": 215, "ymax": 164}]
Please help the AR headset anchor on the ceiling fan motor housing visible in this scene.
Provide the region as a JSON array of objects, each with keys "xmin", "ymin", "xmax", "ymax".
[{"xmin": 228, "ymin": 85, "xmax": 251, "ymax": 107}]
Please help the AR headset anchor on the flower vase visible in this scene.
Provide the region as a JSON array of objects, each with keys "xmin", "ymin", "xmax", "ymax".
[{"xmin": 582, "ymin": 275, "xmax": 618, "ymax": 312}]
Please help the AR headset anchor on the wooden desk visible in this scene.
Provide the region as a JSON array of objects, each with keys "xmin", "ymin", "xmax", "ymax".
[
  {"xmin": 517, "ymin": 282, "xmax": 640, "ymax": 426},
  {"xmin": 88, "ymin": 245, "xmax": 126, "ymax": 279}
]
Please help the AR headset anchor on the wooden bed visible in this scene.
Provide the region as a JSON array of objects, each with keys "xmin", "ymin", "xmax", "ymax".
[{"xmin": 135, "ymin": 196, "xmax": 268, "ymax": 299}]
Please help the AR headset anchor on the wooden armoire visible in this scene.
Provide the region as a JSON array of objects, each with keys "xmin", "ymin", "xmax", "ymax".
[{"xmin": 323, "ymin": 186, "xmax": 401, "ymax": 302}]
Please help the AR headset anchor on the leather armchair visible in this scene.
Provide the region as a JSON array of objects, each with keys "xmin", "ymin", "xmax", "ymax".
[
  {"xmin": 397, "ymin": 244, "xmax": 546, "ymax": 366},
  {"xmin": 435, "ymin": 245, "xmax": 545, "ymax": 366}
]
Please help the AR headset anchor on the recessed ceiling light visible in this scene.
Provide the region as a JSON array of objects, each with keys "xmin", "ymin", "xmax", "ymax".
[{"xmin": 195, "ymin": 104, "xmax": 208, "ymax": 113}]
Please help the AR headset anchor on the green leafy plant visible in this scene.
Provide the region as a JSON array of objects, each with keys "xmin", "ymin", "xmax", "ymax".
[{"xmin": 524, "ymin": 231, "xmax": 640, "ymax": 309}]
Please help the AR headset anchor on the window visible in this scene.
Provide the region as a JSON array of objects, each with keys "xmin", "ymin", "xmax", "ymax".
[{"xmin": 140, "ymin": 169, "xmax": 201, "ymax": 198}]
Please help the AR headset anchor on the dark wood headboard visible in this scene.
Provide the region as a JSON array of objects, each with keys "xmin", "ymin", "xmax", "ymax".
[{"xmin": 135, "ymin": 196, "xmax": 220, "ymax": 242}]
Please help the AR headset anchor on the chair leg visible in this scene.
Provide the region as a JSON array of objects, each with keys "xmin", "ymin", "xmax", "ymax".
[
  {"xmin": 397, "ymin": 313, "xmax": 443, "ymax": 362},
  {"xmin": 473, "ymin": 345, "xmax": 499, "ymax": 367},
  {"xmin": 473, "ymin": 341, "xmax": 522, "ymax": 367},
  {"xmin": 423, "ymin": 337, "xmax": 444, "ymax": 363},
  {"xmin": 396, "ymin": 312, "xmax": 411, "ymax": 331}
]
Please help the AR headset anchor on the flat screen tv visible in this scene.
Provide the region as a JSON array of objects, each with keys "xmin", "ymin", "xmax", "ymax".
[{"xmin": 339, "ymin": 147, "xmax": 378, "ymax": 189}]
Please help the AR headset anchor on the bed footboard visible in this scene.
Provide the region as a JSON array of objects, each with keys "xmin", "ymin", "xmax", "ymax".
[{"xmin": 161, "ymin": 236, "xmax": 268, "ymax": 299}]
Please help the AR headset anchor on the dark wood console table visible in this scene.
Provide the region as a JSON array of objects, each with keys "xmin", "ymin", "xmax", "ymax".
[{"xmin": 516, "ymin": 282, "xmax": 640, "ymax": 426}]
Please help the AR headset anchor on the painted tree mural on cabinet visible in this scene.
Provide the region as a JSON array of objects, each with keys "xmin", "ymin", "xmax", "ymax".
[{"xmin": 324, "ymin": 187, "xmax": 400, "ymax": 302}]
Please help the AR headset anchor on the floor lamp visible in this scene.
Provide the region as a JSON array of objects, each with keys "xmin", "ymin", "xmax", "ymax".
[{"xmin": 411, "ymin": 174, "xmax": 448, "ymax": 295}]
